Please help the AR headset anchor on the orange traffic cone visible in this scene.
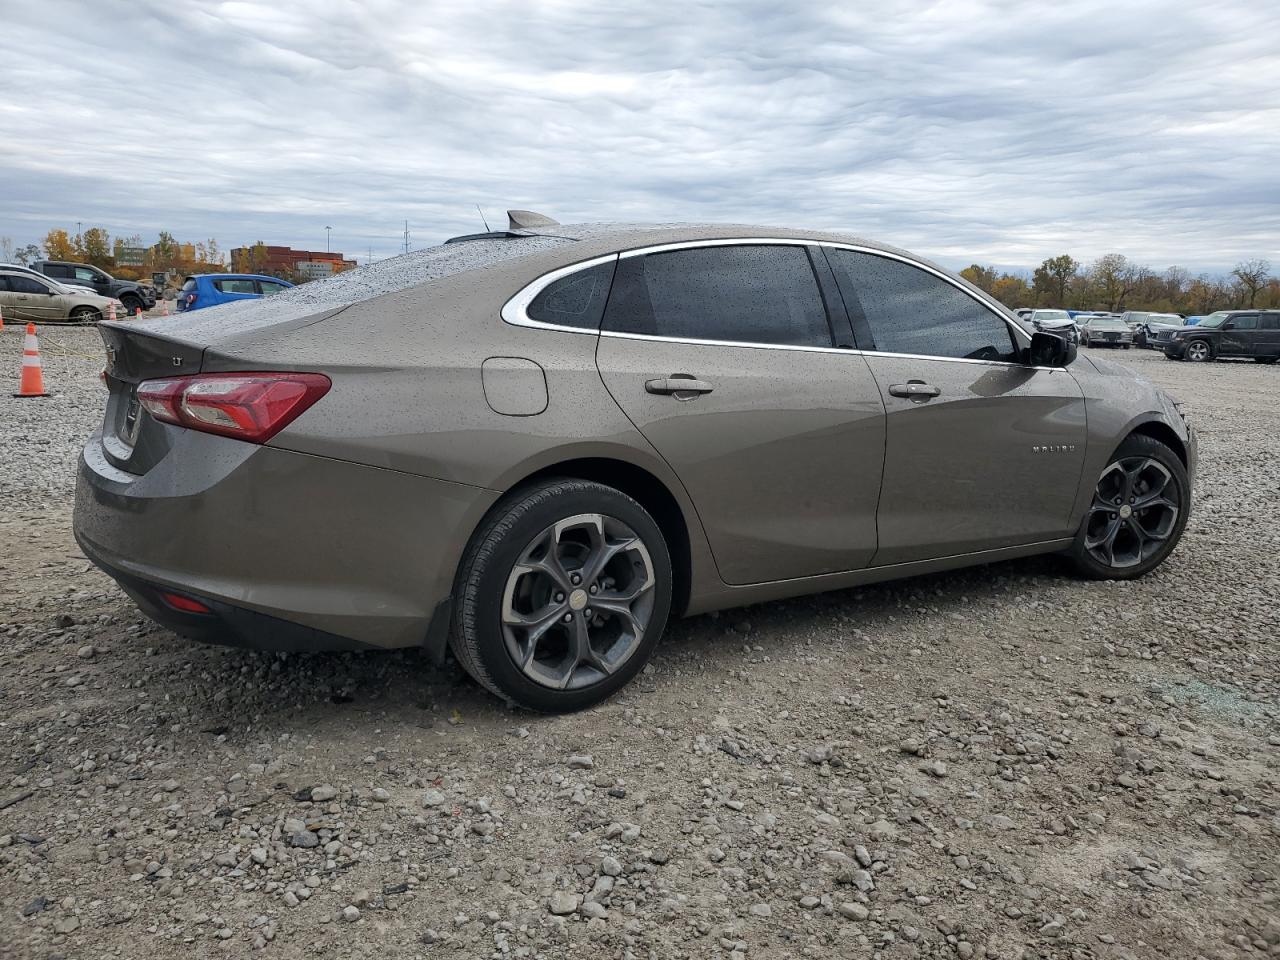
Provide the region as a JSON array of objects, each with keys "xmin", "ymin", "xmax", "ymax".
[
  {"xmin": 14, "ymin": 323, "xmax": 48, "ymax": 398},
  {"xmin": 0, "ymin": 304, "xmax": 5, "ymax": 329},
  {"xmin": 134, "ymin": 307, "xmax": 142, "ymax": 319},
  {"xmin": 107, "ymin": 301, "xmax": 117, "ymax": 322},
  {"xmin": 161, "ymin": 299, "xmax": 170, "ymax": 316}
]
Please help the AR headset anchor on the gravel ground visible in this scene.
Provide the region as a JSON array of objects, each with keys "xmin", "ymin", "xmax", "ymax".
[{"xmin": 0, "ymin": 328, "xmax": 1277, "ymax": 960}]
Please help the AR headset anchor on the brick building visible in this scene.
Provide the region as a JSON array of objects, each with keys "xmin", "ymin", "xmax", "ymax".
[{"xmin": 230, "ymin": 245, "xmax": 356, "ymax": 276}]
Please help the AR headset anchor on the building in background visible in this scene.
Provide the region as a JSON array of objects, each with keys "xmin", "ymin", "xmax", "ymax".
[{"xmin": 229, "ymin": 244, "xmax": 357, "ymax": 278}]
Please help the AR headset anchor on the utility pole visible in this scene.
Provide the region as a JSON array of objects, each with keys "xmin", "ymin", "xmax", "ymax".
[
  {"xmin": 325, "ymin": 226, "xmax": 332, "ymax": 252},
  {"xmin": 403, "ymin": 220, "xmax": 410, "ymax": 255}
]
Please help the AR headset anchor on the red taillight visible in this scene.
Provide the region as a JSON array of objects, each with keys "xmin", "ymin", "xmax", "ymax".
[
  {"xmin": 136, "ymin": 372, "xmax": 331, "ymax": 444},
  {"xmin": 186, "ymin": 293, "xmax": 196, "ymax": 305},
  {"xmin": 159, "ymin": 591, "xmax": 212, "ymax": 615}
]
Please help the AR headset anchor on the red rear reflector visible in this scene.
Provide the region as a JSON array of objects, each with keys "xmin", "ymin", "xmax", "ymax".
[
  {"xmin": 159, "ymin": 592, "xmax": 212, "ymax": 615},
  {"xmin": 137, "ymin": 372, "xmax": 330, "ymax": 443}
]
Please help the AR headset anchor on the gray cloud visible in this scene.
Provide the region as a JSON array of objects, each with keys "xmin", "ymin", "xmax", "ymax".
[{"xmin": 1, "ymin": 0, "xmax": 1277, "ymax": 272}]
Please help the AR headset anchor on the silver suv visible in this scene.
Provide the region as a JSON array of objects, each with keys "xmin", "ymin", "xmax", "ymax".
[{"xmin": 74, "ymin": 213, "xmax": 1196, "ymax": 711}]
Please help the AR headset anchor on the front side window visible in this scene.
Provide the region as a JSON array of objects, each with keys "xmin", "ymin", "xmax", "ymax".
[
  {"xmin": 604, "ymin": 245, "xmax": 831, "ymax": 348},
  {"xmin": 1228, "ymin": 314, "xmax": 1258, "ymax": 330},
  {"xmin": 258, "ymin": 281, "xmax": 289, "ymax": 296},
  {"xmin": 527, "ymin": 260, "xmax": 615, "ymax": 329},
  {"xmin": 7, "ymin": 275, "xmax": 51, "ymax": 294},
  {"xmin": 74, "ymin": 267, "xmax": 99, "ymax": 282},
  {"xmin": 827, "ymin": 250, "xmax": 1017, "ymax": 362}
]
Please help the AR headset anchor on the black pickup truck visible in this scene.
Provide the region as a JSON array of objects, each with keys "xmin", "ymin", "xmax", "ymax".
[{"xmin": 29, "ymin": 260, "xmax": 156, "ymax": 314}]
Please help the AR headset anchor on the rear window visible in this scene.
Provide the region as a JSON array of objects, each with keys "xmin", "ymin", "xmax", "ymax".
[
  {"xmin": 527, "ymin": 260, "xmax": 616, "ymax": 329},
  {"xmin": 214, "ymin": 278, "xmax": 258, "ymax": 295},
  {"xmin": 180, "ymin": 277, "xmax": 197, "ymax": 293}
]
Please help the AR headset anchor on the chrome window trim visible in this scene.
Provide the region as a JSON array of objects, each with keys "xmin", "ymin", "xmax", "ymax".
[
  {"xmin": 501, "ymin": 253, "xmax": 619, "ymax": 333},
  {"xmin": 597, "ymin": 329, "xmax": 1063, "ymax": 372},
  {"xmin": 501, "ymin": 236, "xmax": 1031, "ymax": 351}
]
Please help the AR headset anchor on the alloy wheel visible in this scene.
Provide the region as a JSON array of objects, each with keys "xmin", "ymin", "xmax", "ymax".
[
  {"xmin": 1083, "ymin": 457, "xmax": 1180, "ymax": 569},
  {"xmin": 1186, "ymin": 340, "xmax": 1211, "ymax": 362},
  {"xmin": 501, "ymin": 513, "xmax": 656, "ymax": 690}
]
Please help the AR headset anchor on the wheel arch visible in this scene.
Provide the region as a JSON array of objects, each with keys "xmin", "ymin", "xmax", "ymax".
[
  {"xmin": 1127, "ymin": 418, "xmax": 1188, "ymax": 467},
  {"xmin": 503, "ymin": 456, "xmax": 695, "ymax": 617}
]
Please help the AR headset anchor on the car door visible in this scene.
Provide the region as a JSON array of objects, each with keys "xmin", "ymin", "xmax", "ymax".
[
  {"xmin": 823, "ymin": 247, "xmax": 1087, "ymax": 566},
  {"xmin": 1219, "ymin": 314, "xmax": 1257, "ymax": 356},
  {"xmin": 595, "ymin": 242, "xmax": 886, "ymax": 585},
  {"xmin": 1258, "ymin": 314, "xmax": 1280, "ymax": 358},
  {"xmin": 3, "ymin": 274, "xmax": 61, "ymax": 323}
]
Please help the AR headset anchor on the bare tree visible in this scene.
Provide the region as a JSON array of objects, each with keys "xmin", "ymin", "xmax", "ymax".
[
  {"xmin": 1091, "ymin": 254, "xmax": 1136, "ymax": 311},
  {"xmin": 1231, "ymin": 259, "xmax": 1271, "ymax": 307}
]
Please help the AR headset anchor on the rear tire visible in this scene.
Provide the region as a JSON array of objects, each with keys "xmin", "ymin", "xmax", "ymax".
[
  {"xmin": 450, "ymin": 479, "xmax": 672, "ymax": 712},
  {"xmin": 1068, "ymin": 434, "xmax": 1189, "ymax": 580}
]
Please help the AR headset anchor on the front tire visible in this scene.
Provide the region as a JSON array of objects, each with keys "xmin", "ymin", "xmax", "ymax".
[
  {"xmin": 1068, "ymin": 434, "xmax": 1189, "ymax": 580},
  {"xmin": 69, "ymin": 306, "xmax": 99, "ymax": 324},
  {"xmin": 120, "ymin": 295, "xmax": 144, "ymax": 316},
  {"xmin": 1184, "ymin": 340, "xmax": 1213, "ymax": 362},
  {"xmin": 450, "ymin": 479, "xmax": 672, "ymax": 712}
]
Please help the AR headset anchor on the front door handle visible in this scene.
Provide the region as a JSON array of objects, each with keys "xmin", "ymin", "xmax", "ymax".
[
  {"xmin": 888, "ymin": 380, "xmax": 941, "ymax": 400},
  {"xmin": 645, "ymin": 376, "xmax": 714, "ymax": 398}
]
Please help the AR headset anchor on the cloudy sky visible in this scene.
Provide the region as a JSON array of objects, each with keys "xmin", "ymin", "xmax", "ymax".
[{"xmin": 2, "ymin": 1, "xmax": 1277, "ymax": 272}]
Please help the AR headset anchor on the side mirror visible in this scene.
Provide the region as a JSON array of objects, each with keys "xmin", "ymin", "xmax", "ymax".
[
  {"xmin": 1222, "ymin": 321, "xmax": 1235, "ymax": 330},
  {"xmin": 1029, "ymin": 331, "xmax": 1076, "ymax": 368}
]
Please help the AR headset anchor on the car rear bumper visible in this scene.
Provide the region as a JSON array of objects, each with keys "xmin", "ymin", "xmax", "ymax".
[{"xmin": 74, "ymin": 432, "xmax": 498, "ymax": 651}]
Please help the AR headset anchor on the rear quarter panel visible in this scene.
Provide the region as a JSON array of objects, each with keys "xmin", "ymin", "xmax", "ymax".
[{"xmin": 199, "ymin": 262, "xmax": 723, "ymax": 611}]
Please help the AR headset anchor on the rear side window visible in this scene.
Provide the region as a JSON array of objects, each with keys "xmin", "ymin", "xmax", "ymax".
[
  {"xmin": 827, "ymin": 250, "xmax": 1017, "ymax": 362},
  {"xmin": 43, "ymin": 264, "xmax": 69, "ymax": 279},
  {"xmin": 1260, "ymin": 315, "xmax": 1278, "ymax": 330},
  {"xmin": 527, "ymin": 260, "xmax": 615, "ymax": 329},
  {"xmin": 214, "ymin": 278, "xmax": 258, "ymax": 294},
  {"xmin": 603, "ymin": 245, "xmax": 831, "ymax": 347}
]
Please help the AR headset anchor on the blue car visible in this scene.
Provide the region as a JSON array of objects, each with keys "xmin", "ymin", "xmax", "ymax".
[{"xmin": 177, "ymin": 273, "xmax": 294, "ymax": 312}]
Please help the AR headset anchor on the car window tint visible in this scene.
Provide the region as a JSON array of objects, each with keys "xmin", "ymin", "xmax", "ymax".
[
  {"xmin": 214, "ymin": 278, "xmax": 258, "ymax": 294},
  {"xmin": 605, "ymin": 245, "xmax": 831, "ymax": 347},
  {"xmin": 7, "ymin": 275, "xmax": 50, "ymax": 294},
  {"xmin": 258, "ymin": 281, "xmax": 289, "ymax": 296},
  {"xmin": 527, "ymin": 259, "xmax": 615, "ymax": 329},
  {"xmin": 1230, "ymin": 314, "xmax": 1258, "ymax": 330},
  {"xmin": 1260, "ymin": 315, "xmax": 1278, "ymax": 330},
  {"xmin": 827, "ymin": 250, "xmax": 1017, "ymax": 362}
]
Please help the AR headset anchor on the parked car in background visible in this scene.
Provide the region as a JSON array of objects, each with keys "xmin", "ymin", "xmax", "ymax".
[
  {"xmin": 1133, "ymin": 313, "xmax": 1184, "ymax": 349},
  {"xmin": 0, "ymin": 266, "xmax": 120, "ymax": 323},
  {"xmin": 1026, "ymin": 309, "xmax": 1079, "ymax": 341},
  {"xmin": 75, "ymin": 214, "xmax": 1195, "ymax": 711},
  {"xmin": 30, "ymin": 260, "xmax": 156, "ymax": 315},
  {"xmin": 1079, "ymin": 315, "xmax": 1133, "ymax": 348},
  {"xmin": 1162, "ymin": 310, "xmax": 1280, "ymax": 363},
  {"xmin": 177, "ymin": 274, "xmax": 295, "ymax": 312}
]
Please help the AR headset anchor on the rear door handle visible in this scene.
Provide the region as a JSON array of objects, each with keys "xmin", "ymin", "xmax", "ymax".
[
  {"xmin": 888, "ymin": 381, "xmax": 941, "ymax": 400},
  {"xmin": 645, "ymin": 377, "xmax": 714, "ymax": 398}
]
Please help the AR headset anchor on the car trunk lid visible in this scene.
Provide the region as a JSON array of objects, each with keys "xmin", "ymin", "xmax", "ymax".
[{"xmin": 98, "ymin": 322, "xmax": 207, "ymax": 475}]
